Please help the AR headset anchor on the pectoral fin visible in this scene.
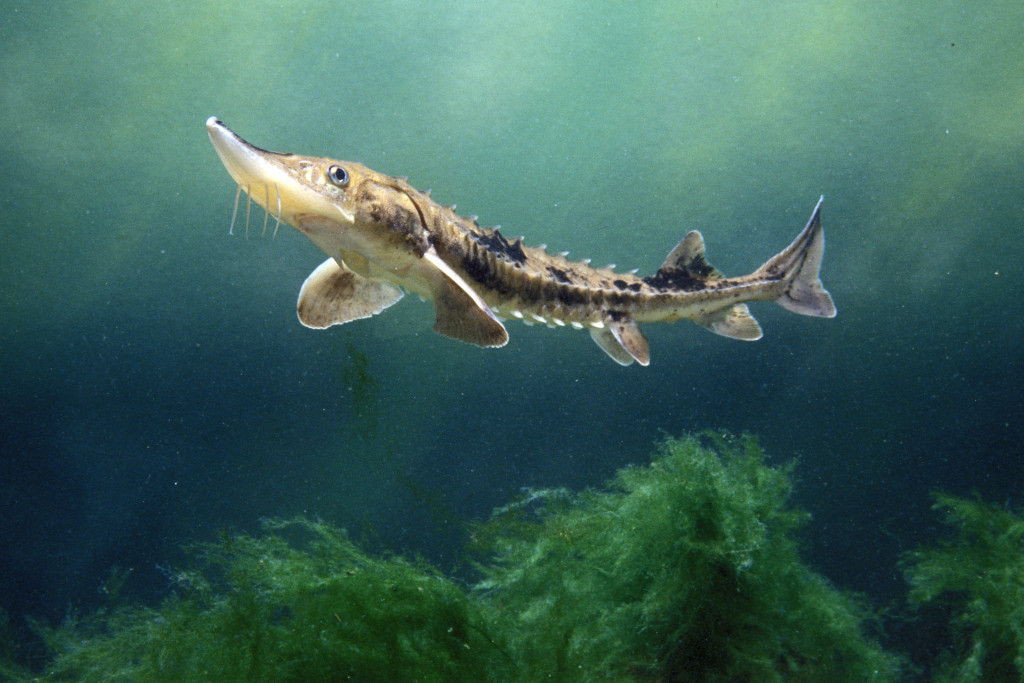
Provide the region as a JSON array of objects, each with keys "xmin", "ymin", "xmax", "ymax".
[
  {"xmin": 695, "ymin": 304, "xmax": 763, "ymax": 340},
  {"xmin": 422, "ymin": 247, "xmax": 508, "ymax": 347},
  {"xmin": 297, "ymin": 258, "xmax": 403, "ymax": 329},
  {"xmin": 589, "ymin": 318, "xmax": 650, "ymax": 366}
]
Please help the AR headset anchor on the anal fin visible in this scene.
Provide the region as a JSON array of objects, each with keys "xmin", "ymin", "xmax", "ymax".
[
  {"xmin": 422, "ymin": 247, "xmax": 508, "ymax": 348},
  {"xmin": 695, "ymin": 304, "xmax": 763, "ymax": 341},
  {"xmin": 589, "ymin": 318, "xmax": 650, "ymax": 366},
  {"xmin": 297, "ymin": 257, "xmax": 403, "ymax": 329}
]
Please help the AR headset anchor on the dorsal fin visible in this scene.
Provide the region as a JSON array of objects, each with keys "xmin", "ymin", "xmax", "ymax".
[{"xmin": 658, "ymin": 231, "xmax": 723, "ymax": 280}]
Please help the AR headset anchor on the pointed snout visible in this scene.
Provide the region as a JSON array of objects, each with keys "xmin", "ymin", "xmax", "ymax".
[{"xmin": 206, "ymin": 116, "xmax": 279, "ymax": 188}]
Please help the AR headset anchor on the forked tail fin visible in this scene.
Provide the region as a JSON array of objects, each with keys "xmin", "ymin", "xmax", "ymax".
[{"xmin": 757, "ymin": 196, "xmax": 836, "ymax": 318}]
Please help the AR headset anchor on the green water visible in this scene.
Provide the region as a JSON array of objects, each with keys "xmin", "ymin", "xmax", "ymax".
[{"xmin": 1, "ymin": 0, "xmax": 1022, "ymax": 676}]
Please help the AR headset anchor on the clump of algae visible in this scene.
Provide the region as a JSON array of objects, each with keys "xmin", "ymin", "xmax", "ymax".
[
  {"xmin": 471, "ymin": 433, "xmax": 901, "ymax": 681},
  {"xmin": 903, "ymin": 493, "xmax": 1024, "ymax": 682},
  {"xmin": 31, "ymin": 519, "xmax": 505, "ymax": 682},
  {"xmin": 19, "ymin": 434, "xmax": 902, "ymax": 681}
]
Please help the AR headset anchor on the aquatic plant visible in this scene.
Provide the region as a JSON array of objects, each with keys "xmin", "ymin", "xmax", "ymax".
[
  {"xmin": 18, "ymin": 434, "xmax": 904, "ymax": 681},
  {"xmin": 31, "ymin": 518, "xmax": 505, "ymax": 682},
  {"xmin": 340, "ymin": 340, "xmax": 381, "ymax": 440},
  {"xmin": 471, "ymin": 433, "xmax": 901, "ymax": 681},
  {"xmin": 904, "ymin": 492, "xmax": 1024, "ymax": 682}
]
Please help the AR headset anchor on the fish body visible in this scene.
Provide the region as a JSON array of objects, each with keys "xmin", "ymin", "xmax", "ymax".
[{"xmin": 206, "ymin": 117, "xmax": 835, "ymax": 365}]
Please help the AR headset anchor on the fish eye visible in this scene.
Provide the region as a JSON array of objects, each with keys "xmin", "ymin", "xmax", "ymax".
[{"xmin": 327, "ymin": 165, "xmax": 349, "ymax": 186}]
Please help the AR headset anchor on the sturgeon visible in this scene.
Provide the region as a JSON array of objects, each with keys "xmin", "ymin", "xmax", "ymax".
[{"xmin": 206, "ymin": 117, "xmax": 835, "ymax": 366}]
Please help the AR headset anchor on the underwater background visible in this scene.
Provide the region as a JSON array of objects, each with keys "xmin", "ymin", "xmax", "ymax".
[{"xmin": 1, "ymin": 0, "xmax": 1022, "ymax": 677}]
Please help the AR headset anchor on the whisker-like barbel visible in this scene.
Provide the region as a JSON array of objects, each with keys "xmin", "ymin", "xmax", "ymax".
[
  {"xmin": 229, "ymin": 182, "xmax": 282, "ymax": 240},
  {"xmin": 272, "ymin": 184, "xmax": 282, "ymax": 239},
  {"xmin": 261, "ymin": 183, "xmax": 271, "ymax": 236},
  {"xmin": 228, "ymin": 185, "xmax": 242, "ymax": 235},
  {"xmin": 243, "ymin": 184, "xmax": 253, "ymax": 239}
]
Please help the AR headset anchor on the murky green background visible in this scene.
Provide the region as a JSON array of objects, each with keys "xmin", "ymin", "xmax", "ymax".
[{"xmin": 2, "ymin": 0, "xmax": 1022, "ymax": 663}]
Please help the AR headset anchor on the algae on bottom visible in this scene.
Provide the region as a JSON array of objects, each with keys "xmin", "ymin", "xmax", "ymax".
[
  {"xmin": 21, "ymin": 433, "xmax": 902, "ymax": 681},
  {"xmin": 32, "ymin": 519, "xmax": 504, "ymax": 682},
  {"xmin": 471, "ymin": 432, "xmax": 901, "ymax": 681},
  {"xmin": 903, "ymin": 492, "xmax": 1024, "ymax": 683}
]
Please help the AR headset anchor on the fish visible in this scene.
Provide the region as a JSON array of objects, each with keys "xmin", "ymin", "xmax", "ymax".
[{"xmin": 206, "ymin": 117, "xmax": 835, "ymax": 366}]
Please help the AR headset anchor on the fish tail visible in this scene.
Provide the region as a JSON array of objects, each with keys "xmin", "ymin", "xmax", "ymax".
[{"xmin": 758, "ymin": 196, "xmax": 836, "ymax": 318}]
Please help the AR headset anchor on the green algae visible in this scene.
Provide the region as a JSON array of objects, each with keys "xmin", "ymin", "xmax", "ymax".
[
  {"xmin": 471, "ymin": 433, "xmax": 901, "ymax": 682},
  {"xmin": 19, "ymin": 435, "xmax": 904, "ymax": 681},
  {"xmin": 32, "ymin": 519, "xmax": 504, "ymax": 682},
  {"xmin": 904, "ymin": 493, "xmax": 1024, "ymax": 682},
  {"xmin": 340, "ymin": 341, "xmax": 382, "ymax": 441}
]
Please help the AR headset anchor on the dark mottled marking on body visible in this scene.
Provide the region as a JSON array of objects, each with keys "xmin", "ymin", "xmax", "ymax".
[
  {"xmin": 364, "ymin": 194, "xmax": 417, "ymax": 239},
  {"xmin": 643, "ymin": 270, "xmax": 706, "ymax": 292},
  {"xmin": 644, "ymin": 250, "xmax": 721, "ymax": 291},
  {"xmin": 433, "ymin": 211, "xmax": 660, "ymax": 315},
  {"xmin": 547, "ymin": 266, "xmax": 572, "ymax": 284},
  {"xmin": 607, "ymin": 310, "xmax": 629, "ymax": 323},
  {"xmin": 453, "ymin": 238, "xmax": 591, "ymax": 309},
  {"xmin": 474, "ymin": 229, "xmax": 527, "ymax": 264},
  {"xmin": 555, "ymin": 284, "xmax": 586, "ymax": 307},
  {"xmin": 449, "ymin": 239, "xmax": 509, "ymax": 296}
]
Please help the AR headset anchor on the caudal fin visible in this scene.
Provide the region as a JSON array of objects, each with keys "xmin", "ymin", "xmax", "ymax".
[{"xmin": 758, "ymin": 196, "xmax": 836, "ymax": 318}]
